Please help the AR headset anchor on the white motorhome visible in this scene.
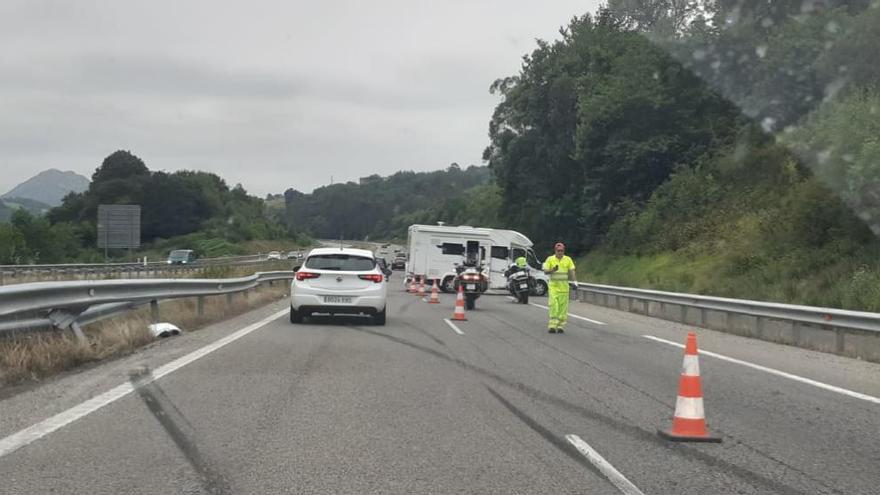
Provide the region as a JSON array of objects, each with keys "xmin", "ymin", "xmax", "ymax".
[{"xmin": 405, "ymin": 224, "xmax": 549, "ymax": 295}]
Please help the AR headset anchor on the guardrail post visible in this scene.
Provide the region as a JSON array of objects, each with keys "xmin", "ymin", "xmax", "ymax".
[
  {"xmin": 197, "ymin": 296, "xmax": 205, "ymax": 317},
  {"xmin": 70, "ymin": 322, "xmax": 87, "ymax": 343},
  {"xmin": 150, "ymin": 299, "xmax": 159, "ymax": 323}
]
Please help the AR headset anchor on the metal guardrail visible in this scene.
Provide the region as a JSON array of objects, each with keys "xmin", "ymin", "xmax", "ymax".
[
  {"xmin": 0, "ymin": 255, "xmax": 293, "ymax": 285},
  {"xmin": 0, "ymin": 271, "xmax": 294, "ymax": 338},
  {"xmin": 574, "ymin": 282, "xmax": 880, "ymax": 361},
  {"xmin": 575, "ymin": 282, "xmax": 880, "ymax": 333},
  {"xmin": 0, "ymin": 254, "xmax": 266, "ymax": 272}
]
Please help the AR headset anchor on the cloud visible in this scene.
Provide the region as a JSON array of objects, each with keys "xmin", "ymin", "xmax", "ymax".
[{"xmin": 0, "ymin": 0, "xmax": 600, "ymax": 196}]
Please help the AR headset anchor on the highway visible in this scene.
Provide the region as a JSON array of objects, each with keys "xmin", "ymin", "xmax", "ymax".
[{"xmin": 1, "ymin": 286, "xmax": 879, "ymax": 494}]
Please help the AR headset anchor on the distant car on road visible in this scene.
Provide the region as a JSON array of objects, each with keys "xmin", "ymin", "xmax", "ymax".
[
  {"xmin": 391, "ymin": 256, "xmax": 406, "ymax": 270},
  {"xmin": 267, "ymin": 251, "xmax": 282, "ymax": 260},
  {"xmin": 286, "ymin": 251, "xmax": 303, "ymax": 260},
  {"xmin": 167, "ymin": 249, "xmax": 197, "ymax": 265},
  {"xmin": 290, "ymin": 247, "xmax": 387, "ymax": 325}
]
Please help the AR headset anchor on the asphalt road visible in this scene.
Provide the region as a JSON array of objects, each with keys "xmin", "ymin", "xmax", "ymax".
[{"xmin": 1, "ymin": 286, "xmax": 879, "ymax": 494}]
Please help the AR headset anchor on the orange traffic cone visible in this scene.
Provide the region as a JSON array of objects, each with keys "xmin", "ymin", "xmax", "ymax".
[
  {"xmin": 418, "ymin": 276, "xmax": 426, "ymax": 297},
  {"xmin": 452, "ymin": 284, "xmax": 467, "ymax": 321},
  {"xmin": 658, "ymin": 332, "xmax": 721, "ymax": 443},
  {"xmin": 428, "ymin": 280, "xmax": 440, "ymax": 304}
]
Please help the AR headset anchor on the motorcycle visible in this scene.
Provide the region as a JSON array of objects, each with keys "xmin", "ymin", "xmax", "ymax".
[
  {"xmin": 504, "ymin": 264, "xmax": 534, "ymax": 304},
  {"xmin": 452, "ymin": 240, "xmax": 489, "ymax": 310}
]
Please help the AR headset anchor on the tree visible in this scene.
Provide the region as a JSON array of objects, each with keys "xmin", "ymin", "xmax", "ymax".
[
  {"xmin": 484, "ymin": 10, "xmax": 741, "ymax": 251},
  {"xmin": 91, "ymin": 150, "xmax": 149, "ymax": 183},
  {"xmin": 0, "ymin": 222, "xmax": 26, "ymax": 264}
]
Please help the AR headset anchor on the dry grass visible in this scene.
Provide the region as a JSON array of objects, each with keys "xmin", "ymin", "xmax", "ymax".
[{"xmin": 0, "ymin": 283, "xmax": 289, "ymax": 388}]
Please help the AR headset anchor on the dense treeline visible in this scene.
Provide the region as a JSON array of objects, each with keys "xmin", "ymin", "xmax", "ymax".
[
  {"xmin": 487, "ymin": 1, "xmax": 880, "ymax": 309},
  {"xmin": 283, "ymin": 164, "xmax": 500, "ymax": 239},
  {"xmin": 0, "ymin": 150, "xmax": 290, "ymax": 264}
]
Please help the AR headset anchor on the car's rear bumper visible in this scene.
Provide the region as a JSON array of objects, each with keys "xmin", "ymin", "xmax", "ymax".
[
  {"xmin": 296, "ymin": 305, "xmax": 381, "ymax": 316},
  {"xmin": 291, "ymin": 293, "xmax": 386, "ymax": 313}
]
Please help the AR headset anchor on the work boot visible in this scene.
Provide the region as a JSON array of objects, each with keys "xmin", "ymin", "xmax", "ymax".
[
  {"xmin": 548, "ymin": 328, "xmax": 557, "ymax": 334},
  {"xmin": 557, "ymin": 328, "xmax": 565, "ymax": 334}
]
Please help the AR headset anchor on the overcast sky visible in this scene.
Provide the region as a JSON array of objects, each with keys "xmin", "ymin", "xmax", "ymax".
[{"xmin": 0, "ymin": 0, "xmax": 601, "ymax": 196}]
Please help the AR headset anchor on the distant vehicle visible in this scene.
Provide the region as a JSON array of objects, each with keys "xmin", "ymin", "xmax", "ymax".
[
  {"xmin": 405, "ymin": 224, "xmax": 549, "ymax": 295},
  {"xmin": 286, "ymin": 251, "xmax": 303, "ymax": 260},
  {"xmin": 290, "ymin": 248, "xmax": 387, "ymax": 325},
  {"xmin": 167, "ymin": 249, "xmax": 197, "ymax": 265},
  {"xmin": 267, "ymin": 251, "xmax": 282, "ymax": 260},
  {"xmin": 391, "ymin": 256, "xmax": 406, "ymax": 270}
]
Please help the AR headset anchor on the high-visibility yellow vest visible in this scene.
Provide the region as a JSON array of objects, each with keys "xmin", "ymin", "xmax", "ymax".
[{"xmin": 543, "ymin": 255, "xmax": 575, "ymax": 290}]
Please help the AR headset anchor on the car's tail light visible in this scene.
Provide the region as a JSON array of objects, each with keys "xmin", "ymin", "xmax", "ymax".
[
  {"xmin": 296, "ymin": 271, "xmax": 320, "ymax": 281},
  {"xmin": 359, "ymin": 274, "xmax": 384, "ymax": 283}
]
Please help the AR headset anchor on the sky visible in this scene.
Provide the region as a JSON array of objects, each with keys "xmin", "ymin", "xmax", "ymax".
[{"xmin": 0, "ymin": 0, "xmax": 601, "ymax": 196}]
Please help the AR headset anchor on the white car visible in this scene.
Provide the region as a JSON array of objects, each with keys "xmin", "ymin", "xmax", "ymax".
[
  {"xmin": 267, "ymin": 251, "xmax": 282, "ymax": 260},
  {"xmin": 290, "ymin": 248, "xmax": 387, "ymax": 325}
]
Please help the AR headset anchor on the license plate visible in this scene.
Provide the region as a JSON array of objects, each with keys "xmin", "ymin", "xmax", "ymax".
[
  {"xmin": 466, "ymin": 284, "xmax": 476, "ymax": 290},
  {"xmin": 324, "ymin": 296, "xmax": 352, "ymax": 304},
  {"xmin": 519, "ymin": 283, "xmax": 528, "ymax": 289}
]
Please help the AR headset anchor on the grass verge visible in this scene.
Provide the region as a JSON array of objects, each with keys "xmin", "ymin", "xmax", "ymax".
[{"xmin": 0, "ymin": 283, "xmax": 289, "ymax": 388}]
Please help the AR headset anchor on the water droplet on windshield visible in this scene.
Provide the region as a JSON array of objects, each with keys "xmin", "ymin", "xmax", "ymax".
[
  {"xmin": 826, "ymin": 21, "xmax": 840, "ymax": 34},
  {"xmin": 693, "ymin": 49, "xmax": 707, "ymax": 61},
  {"xmin": 761, "ymin": 117, "xmax": 777, "ymax": 133},
  {"xmin": 711, "ymin": 60, "xmax": 721, "ymax": 71},
  {"xmin": 842, "ymin": 154, "xmax": 855, "ymax": 163},
  {"xmin": 761, "ymin": 17, "xmax": 774, "ymax": 28},
  {"xmin": 817, "ymin": 149, "xmax": 833, "ymax": 165},
  {"xmin": 756, "ymin": 45, "xmax": 768, "ymax": 58},
  {"xmin": 825, "ymin": 78, "xmax": 849, "ymax": 101}
]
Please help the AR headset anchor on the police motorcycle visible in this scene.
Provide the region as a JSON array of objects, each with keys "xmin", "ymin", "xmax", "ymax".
[
  {"xmin": 452, "ymin": 240, "xmax": 489, "ymax": 310},
  {"xmin": 504, "ymin": 259, "xmax": 535, "ymax": 304}
]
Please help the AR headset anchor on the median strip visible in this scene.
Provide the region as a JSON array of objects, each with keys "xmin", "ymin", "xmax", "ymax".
[
  {"xmin": 565, "ymin": 434, "xmax": 645, "ymax": 495},
  {"xmin": 644, "ymin": 335, "xmax": 880, "ymax": 405}
]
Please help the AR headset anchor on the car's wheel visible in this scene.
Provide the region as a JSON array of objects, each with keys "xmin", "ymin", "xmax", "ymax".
[
  {"xmin": 465, "ymin": 294, "xmax": 476, "ymax": 310},
  {"xmin": 289, "ymin": 305, "xmax": 303, "ymax": 324},
  {"xmin": 441, "ymin": 276, "xmax": 455, "ymax": 293},
  {"xmin": 373, "ymin": 307, "xmax": 387, "ymax": 326},
  {"xmin": 533, "ymin": 280, "xmax": 548, "ymax": 296}
]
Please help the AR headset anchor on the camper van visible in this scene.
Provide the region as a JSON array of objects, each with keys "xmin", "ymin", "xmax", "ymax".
[{"xmin": 405, "ymin": 224, "xmax": 549, "ymax": 295}]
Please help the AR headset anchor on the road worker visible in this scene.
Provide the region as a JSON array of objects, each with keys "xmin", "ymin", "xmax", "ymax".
[{"xmin": 542, "ymin": 242, "xmax": 576, "ymax": 333}]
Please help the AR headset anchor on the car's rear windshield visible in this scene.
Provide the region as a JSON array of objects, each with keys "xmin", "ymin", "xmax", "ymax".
[
  {"xmin": 169, "ymin": 250, "xmax": 190, "ymax": 258},
  {"xmin": 305, "ymin": 254, "xmax": 375, "ymax": 271}
]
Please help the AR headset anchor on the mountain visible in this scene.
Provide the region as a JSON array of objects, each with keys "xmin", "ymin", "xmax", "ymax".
[{"xmin": 2, "ymin": 169, "xmax": 90, "ymax": 207}]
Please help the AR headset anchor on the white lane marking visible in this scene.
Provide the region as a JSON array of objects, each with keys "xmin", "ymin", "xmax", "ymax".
[
  {"xmin": 0, "ymin": 308, "xmax": 288, "ymax": 459},
  {"xmin": 443, "ymin": 318, "xmax": 465, "ymax": 335},
  {"xmin": 644, "ymin": 335, "xmax": 880, "ymax": 405},
  {"xmin": 565, "ymin": 434, "xmax": 645, "ymax": 495},
  {"xmin": 530, "ymin": 303, "xmax": 607, "ymax": 325}
]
